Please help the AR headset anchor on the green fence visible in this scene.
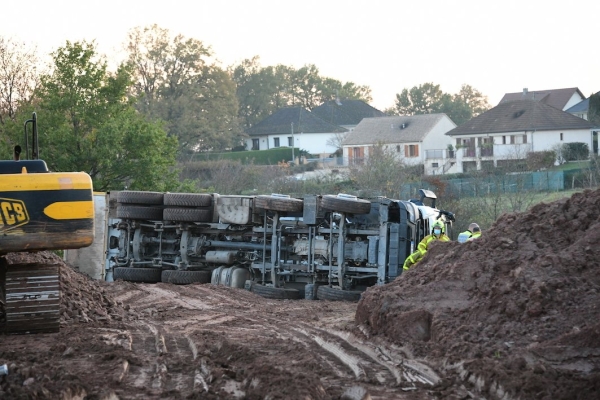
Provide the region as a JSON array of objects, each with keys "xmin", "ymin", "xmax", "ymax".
[{"xmin": 400, "ymin": 170, "xmax": 567, "ymax": 199}]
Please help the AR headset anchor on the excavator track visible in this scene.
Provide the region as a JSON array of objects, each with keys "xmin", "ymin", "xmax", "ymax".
[{"xmin": 1, "ymin": 257, "xmax": 60, "ymax": 334}]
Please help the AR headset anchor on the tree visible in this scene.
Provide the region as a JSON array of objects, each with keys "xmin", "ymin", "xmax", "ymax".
[
  {"xmin": 0, "ymin": 37, "xmax": 41, "ymax": 125},
  {"xmin": 232, "ymin": 57, "xmax": 372, "ymax": 130},
  {"xmin": 393, "ymin": 83, "xmax": 444, "ymax": 115},
  {"xmin": 0, "ymin": 36, "xmax": 43, "ymax": 155},
  {"xmin": 391, "ymin": 83, "xmax": 490, "ymax": 125},
  {"xmin": 126, "ymin": 25, "xmax": 242, "ymax": 157},
  {"xmin": 348, "ymin": 143, "xmax": 411, "ymax": 198},
  {"xmin": 588, "ymin": 91, "xmax": 600, "ymax": 125},
  {"xmin": 232, "ymin": 57, "xmax": 291, "ymax": 131},
  {"xmin": 34, "ymin": 40, "xmax": 180, "ymax": 191}
]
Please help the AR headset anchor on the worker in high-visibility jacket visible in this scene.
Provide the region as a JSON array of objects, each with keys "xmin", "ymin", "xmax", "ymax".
[
  {"xmin": 457, "ymin": 222, "xmax": 482, "ymax": 243},
  {"xmin": 467, "ymin": 223, "xmax": 482, "ymax": 241},
  {"xmin": 403, "ymin": 219, "xmax": 450, "ymax": 270}
]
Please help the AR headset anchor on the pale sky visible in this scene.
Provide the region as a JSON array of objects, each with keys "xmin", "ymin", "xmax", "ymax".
[{"xmin": 2, "ymin": 0, "xmax": 599, "ymax": 111}]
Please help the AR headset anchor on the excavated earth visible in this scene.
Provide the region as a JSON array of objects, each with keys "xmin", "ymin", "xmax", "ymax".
[{"xmin": 0, "ymin": 188, "xmax": 599, "ymax": 399}]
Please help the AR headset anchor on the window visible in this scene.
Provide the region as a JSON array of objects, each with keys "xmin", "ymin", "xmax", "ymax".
[
  {"xmin": 560, "ymin": 132, "xmax": 563, "ymax": 141},
  {"xmin": 396, "ymin": 145, "xmax": 401, "ymax": 152},
  {"xmin": 274, "ymin": 138, "xmax": 280, "ymax": 147},
  {"xmin": 404, "ymin": 144, "xmax": 419, "ymax": 157},
  {"xmin": 288, "ymin": 136, "xmax": 293, "ymax": 146},
  {"xmin": 502, "ymin": 136, "xmax": 507, "ymax": 144},
  {"xmin": 252, "ymin": 139, "xmax": 259, "ymax": 150},
  {"xmin": 432, "ymin": 162, "xmax": 439, "ymax": 168}
]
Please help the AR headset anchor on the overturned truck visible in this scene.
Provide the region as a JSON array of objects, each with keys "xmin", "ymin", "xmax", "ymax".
[{"xmin": 107, "ymin": 189, "xmax": 454, "ymax": 301}]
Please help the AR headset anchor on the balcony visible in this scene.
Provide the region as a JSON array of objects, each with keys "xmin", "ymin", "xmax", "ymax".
[
  {"xmin": 425, "ymin": 149, "xmax": 455, "ymax": 159},
  {"xmin": 460, "ymin": 146, "xmax": 493, "ymax": 158}
]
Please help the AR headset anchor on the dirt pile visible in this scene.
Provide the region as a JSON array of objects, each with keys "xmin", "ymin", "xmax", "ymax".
[{"xmin": 356, "ymin": 188, "xmax": 600, "ymax": 399}]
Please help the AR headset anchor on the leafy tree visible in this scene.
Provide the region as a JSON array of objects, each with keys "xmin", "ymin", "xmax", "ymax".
[
  {"xmin": 232, "ymin": 57, "xmax": 372, "ymax": 130},
  {"xmin": 393, "ymin": 83, "xmax": 444, "ymax": 115},
  {"xmin": 588, "ymin": 91, "xmax": 600, "ymax": 125},
  {"xmin": 33, "ymin": 40, "xmax": 179, "ymax": 191},
  {"xmin": 391, "ymin": 83, "xmax": 490, "ymax": 125},
  {"xmin": 126, "ymin": 25, "xmax": 242, "ymax": 157},
  {"xmin": 455, "ymin": 84, "xmax": 491, "ymax": 118},
  {"xmin": 232, "ymin": 57, "xmax": 291, "ymax": 131}
]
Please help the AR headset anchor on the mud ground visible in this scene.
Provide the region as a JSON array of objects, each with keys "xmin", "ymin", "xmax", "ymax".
[{"xmin": 1, "ymin": 189, "xmax": 599, "ymax": 399}]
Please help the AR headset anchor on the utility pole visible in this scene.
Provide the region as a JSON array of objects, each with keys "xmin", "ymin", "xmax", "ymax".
[{"xmin": 291, "ymin": 122, "xmax": 295, "ymax": 164}]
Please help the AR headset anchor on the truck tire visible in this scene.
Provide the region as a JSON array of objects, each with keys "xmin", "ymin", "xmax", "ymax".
[
  {"xmin": 321, "ymin": 195, "xmax": 371, "ymax": 215},
  {"xmin": 254, "ymin": 195, "xmax": 303, "ymax": 213},
  {"xmin": 113, "ymin": 267, "xmax": 162, "ymax": 283},
  {"xmin": 118, "ymin": 191, "xmax": 164, "ymax": 205},
  {"xmin": 161, "ymin": 270, "xmax": 211, "ymax": 284},
  {"xmin": 163, "ymin": 208, "xmax": 212, "ymax": 222},
  {"xmin": 250, "ymin": 284, "xmax": 300, "ymax": 300},
  {"xmin": 164, "ymin": 193, "xmax": 213, "ymax": 207},
  {"xmin": 316, "ymin": 285, "xmax": 363, "ymax": 302},
  {"xmin": 117, "ymin": 205, "xmax": 164, "ymax": 221}
]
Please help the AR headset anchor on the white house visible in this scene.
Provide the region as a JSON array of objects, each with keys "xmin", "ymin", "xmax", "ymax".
[
  {"xmin": 245, "ymin": 107, "xmax": 347, "ymax": 157},
  {"xmin": 445, "ymin": 99, "xmax": 595, "ymax": 173},
  {"xmin": 499, "ymin": 87, "xmax": 585, "ymax": 111},
  {"xmin": 341, "ymin": 114, "xmax": 457, "ymax": 175}
]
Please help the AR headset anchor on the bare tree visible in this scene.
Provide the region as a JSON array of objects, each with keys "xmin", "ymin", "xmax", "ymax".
[
  {"xmin": 325, "ymin": 131, "xmax": 348, "ymax": 156},
  {"xmin": 348, "ymin": 143, "xmax": 410, "ymax": 198},
  {"xmin": 0, "ymin": 37, "xmax": 41, "ymax": 124}
]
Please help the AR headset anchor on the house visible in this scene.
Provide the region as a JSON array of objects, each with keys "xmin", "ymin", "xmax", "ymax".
[
  {"xmin": 499, "ymin": 87, "xmax": 585, "ymax": 111},
  {"xmin": 341, "ymin": 114, "xmax": 457, "ymax": 175},
  {"xmin": 245, "ymin": 107, "xmax": 347, "ymax": 157},
  {"xmin": 311, "ymin": 99, "xmax": 386, "ymax": 131},
  {"xmin": 445, "ymin": 99, "xmax": 595, "ymax": 173},
  {"xmin": 566, "ymin": 97, "xmax": 590, "ymax": 120},
  {"xmin": 565, "ymin": 91, "xmax": 600, "ymax": 121}
]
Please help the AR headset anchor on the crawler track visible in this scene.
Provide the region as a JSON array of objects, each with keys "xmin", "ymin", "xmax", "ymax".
[{"xmin": 1, "ymin": 258, "xmax": 60, "ymax": 334}]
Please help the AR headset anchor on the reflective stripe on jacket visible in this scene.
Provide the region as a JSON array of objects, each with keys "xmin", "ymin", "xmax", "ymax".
[{"xmin": 457, "ymin": 230, "xmax": 472, "ymax": 243}]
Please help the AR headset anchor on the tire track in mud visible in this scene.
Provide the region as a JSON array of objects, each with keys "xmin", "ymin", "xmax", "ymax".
[{"xmin": 109, "ymin": 282, "xmax": 439, "ymax": 398}]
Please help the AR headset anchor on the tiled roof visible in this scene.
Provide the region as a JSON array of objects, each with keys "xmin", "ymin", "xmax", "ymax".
[
  {"xmin": 311, "ymin": 100, "xmax": 385, "ymax": 126},
  {"xmin": 343, "ymin": 114, "xmax": 448, "ymax": 145},
  {"xmin": 566, "ymin": 98, "xmax": 589, "ymax": 113},
  {"xmin": 247, "ymin": 107, "xmax": 347, "ymax": 137},
  {"xmin": 499, "ymin": 87, "xmax": 584, "ymax": 110},
  {"xmin": 446, "ymin": 100, "xmax": 593, "ymax": 136}
]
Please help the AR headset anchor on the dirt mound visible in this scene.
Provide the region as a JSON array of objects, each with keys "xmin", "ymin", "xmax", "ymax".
[{"xmin": 356, "ymin": 188, "xmax": 600, "ymax": 399}]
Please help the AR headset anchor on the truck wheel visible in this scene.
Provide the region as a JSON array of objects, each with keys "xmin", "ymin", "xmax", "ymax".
[
  {"xmin": 113, "ymin": 267, "xmax": 162, "ymax": 283},
  {"xmin": 250, "ymin": 284, "xmax": 300, "ymax": 300},
  {"xmin": 117, "ymin": 205, "xmax": 164, "ymax": 221},
  {"xmin": 163, "ymin": 208, "xmax": 212, "ymax": 222},
  {"xmin": 321, "ymin": 195, "xmax": 371, "ymax": 215},
  {"xmin": 316, "ymin": 285, "xmax": 363, "ymax": 302},
  {"xmin": 161, "ymin": 270, "xmax": 211, "ymax": 284},
  {"xmin": 118, "ymin": 191, "xmax": 164, "ymax": 205},
  {"xmin": 164, "ymin": 193, "xmax": 213, "ymax": 207},
  {"xmin": 254, "ymin": 195, "xmax": 303, "ymax": 213}
]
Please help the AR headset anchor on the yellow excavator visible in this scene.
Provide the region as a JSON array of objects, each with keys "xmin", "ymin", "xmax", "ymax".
[{"xmin": 0, "ymin": 113, "xmax": 94, "ymax": 334}]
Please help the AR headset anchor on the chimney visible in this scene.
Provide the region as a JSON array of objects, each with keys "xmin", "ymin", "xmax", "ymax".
[{"xmin": 523, "ymin": 88, "xmax": 528, "ymax": 96}]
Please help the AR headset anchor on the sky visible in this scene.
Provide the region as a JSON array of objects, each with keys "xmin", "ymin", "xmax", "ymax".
[{"xmin": 2, "ymin": 0, "xmax": 599, "ymax": 111}]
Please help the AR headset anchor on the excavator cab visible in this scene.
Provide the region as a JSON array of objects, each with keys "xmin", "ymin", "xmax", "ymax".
[{"xmin": 0, "ymin": 113, "xmax": 95, "ymax": 333}]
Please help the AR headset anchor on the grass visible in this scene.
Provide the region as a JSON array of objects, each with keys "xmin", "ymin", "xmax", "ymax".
[{"xmin": 550, "ymin": 160, "xmax": 590, "ymax": 171}]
